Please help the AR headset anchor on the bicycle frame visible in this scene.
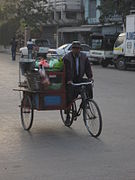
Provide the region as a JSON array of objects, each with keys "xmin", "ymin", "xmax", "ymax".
[
  {"xmin": 70, "ymin": 84, "xmax": 90, "ymax": 118},
  {"xmin": 60, "ymin": 80, "xmax": 102, "ymax": 137}
]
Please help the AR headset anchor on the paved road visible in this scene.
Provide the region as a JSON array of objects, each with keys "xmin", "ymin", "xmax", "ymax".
[{"xmin": 0, "ymin": 53, "xmax": 135, "ymax": 180}]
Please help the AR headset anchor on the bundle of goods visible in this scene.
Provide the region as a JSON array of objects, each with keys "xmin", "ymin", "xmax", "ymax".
[
  {"xmin": 25, "ymin": 57, "xmax": 64, "ymax": 91},
  {"xmin": 35, "ymin": 57, "xmax": 49, "ymax": 68},
  {"xmin": 35, "ymin": 57, "xmax": 64, "ymax": 71},
  {"xmin": 49, "ymin": 57, "xmax": 64, "ymax": 71}
]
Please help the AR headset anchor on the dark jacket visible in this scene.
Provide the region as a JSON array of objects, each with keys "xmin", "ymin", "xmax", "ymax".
[
  {"xmin": 63, "ymin": 51, "xmax": 93, "ymax": 82},
  {"xmin": 11, "ymin": 39, "xmax": 17, "ymax": 51}
]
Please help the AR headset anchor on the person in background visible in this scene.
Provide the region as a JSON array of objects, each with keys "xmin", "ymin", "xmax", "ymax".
[
  {"xmin": 11, "ymin": 37, "xmax": 17, "ymax": 61},
  {"xmin": 63, "ymin": 41, "xmax": 93, "ymax": 124},
  {"xmin": 27, "ymin": 38, "xmax": 33, "ymax": 59}
]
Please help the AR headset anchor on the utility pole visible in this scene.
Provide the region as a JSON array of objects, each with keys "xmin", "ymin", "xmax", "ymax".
[
  {"xmin": 54, "ymin": 0, "xmax": 59, "ymax": 48},
  {"xmin": 24, "ymin": 25, "xmax": 30, "ymax": 46},
  {"xmin": 54, "ymin": 0, "xmax": 56, "ymax": 20}
]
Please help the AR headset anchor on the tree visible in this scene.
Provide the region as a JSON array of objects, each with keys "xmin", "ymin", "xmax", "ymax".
[
  {"xmin": 99, "ymin": 0, "xmax": 135, "ymax": 26},
  {"xmin": 17, "ymin": 0, "xmax": 51, "ymax": 29},
  {"xmin": 0, "ymin": 0, "xmax": 18, "ymax": 21},
  {"xmin": 0, "ymin": 0, "xmax": 20, "ymax": 45},
  {"xmin": 0, "ymin": 19, "xmax": 19, "ymax": 46},
  {"xmin": 0, "ymin": 0, "xmax": 51, "ymax": 45}
]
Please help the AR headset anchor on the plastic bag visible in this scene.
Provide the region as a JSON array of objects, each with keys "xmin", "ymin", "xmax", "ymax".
[
  {"xmin": 39, "ymin": 65, "xmax": 50, "ymax": 86},
  {"xmin": 49, "ymin": 58, "xmax": 59, "ymax": 68},
  {"xmin": 35, "ymin": 60, "xmax": 39, "ymax": 68},
  {"xmin": 53, "ymin": 58, "xmax": 64, "ymax": 70},
  {"xmin": 39, "ymin": 59, "xmax": 49, "ymax": 68}
]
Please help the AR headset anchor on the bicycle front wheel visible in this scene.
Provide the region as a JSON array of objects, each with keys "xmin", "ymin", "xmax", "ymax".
[{"xmin": 83, "ymin": 99, "xmax": 102, "ymax": 137}]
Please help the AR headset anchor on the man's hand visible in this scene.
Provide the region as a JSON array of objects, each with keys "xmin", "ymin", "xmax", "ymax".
[{"xmin": 88, "ymin": 78, "xmax": 94, "ymax": 83}]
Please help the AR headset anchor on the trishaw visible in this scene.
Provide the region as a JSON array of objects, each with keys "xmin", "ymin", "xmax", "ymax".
[{"xmin": 14, "ymin": 57, "xmax": 102, "ymax": 138}]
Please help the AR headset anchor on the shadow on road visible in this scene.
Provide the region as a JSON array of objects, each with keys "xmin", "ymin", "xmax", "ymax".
[{"xmin": 18, "ymin": 124, "xmax": 108, "ymax": 155}]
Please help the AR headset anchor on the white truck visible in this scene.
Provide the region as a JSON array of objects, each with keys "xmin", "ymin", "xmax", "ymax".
[
  {"xmin": 89, "ymin": 34, "xmax": 117, "ymax": 67},
  {"xmin": 113, "ymin": 14, "xmax": 135, "ymax": 70},
  {"xmin": 20, "ymin": 39, "xmax": 50, "ymax": 58}
]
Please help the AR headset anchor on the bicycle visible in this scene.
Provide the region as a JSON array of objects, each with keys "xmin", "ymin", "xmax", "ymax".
[{"xmin": 60, "ymin": 81, "xmax": 102, "ymax": 137}]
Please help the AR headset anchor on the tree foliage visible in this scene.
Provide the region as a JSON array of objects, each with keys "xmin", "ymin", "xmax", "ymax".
[
  {"xmin": 0, "ymin": 0, "xmax": 51, "ymax": 45},
  {"xmin": 99, "ymin": 0, "xmax": 135, "ymax": 25},
  {"xmin": 0, "ymin": 19, "xmax": 19, "ymax": 46},
  {"xmin": 17, "ymin": 0, "xmax": 50, "ymax": 28},
  {"xmin": 0, "ymin": 0, "xmax": 18, "ymax": 22}
]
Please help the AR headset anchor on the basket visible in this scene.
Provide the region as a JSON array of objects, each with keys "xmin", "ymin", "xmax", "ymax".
[
  {"xmin": 19, "ymin": 58, "xmax": 35, "ymax": 75},
  {"xmin": 26, "ymin": 71, "xmax": 43, "ymax": 91}
]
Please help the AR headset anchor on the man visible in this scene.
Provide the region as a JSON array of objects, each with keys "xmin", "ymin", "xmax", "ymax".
[
  {"xmin": 63, "ymin": 41, "xmax": 93, "ymax": 124},
  {"xmin": 11, "ymin": 37, "xmax": 17, "ymax": 61},
  {"xmin": 27, "ymin": 38, "xmax": 34, "ymax": 59}
]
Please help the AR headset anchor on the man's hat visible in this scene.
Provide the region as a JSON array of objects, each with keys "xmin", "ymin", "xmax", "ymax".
[{"xmin": 72, "ymin": 41, "xmax": 81, "ymax": 48}]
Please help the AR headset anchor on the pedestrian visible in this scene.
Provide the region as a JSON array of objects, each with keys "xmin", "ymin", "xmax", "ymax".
[
  {"xmin": 63, "ymin": 41, "xmax": 93, "ymax": 125},
  {"xmin": 27, "ymin": 38, "xmax": 33, "ymax": 59},
  {"xmin": 11, "ymin": 37, "xmax": 17, "ymax": 61}
]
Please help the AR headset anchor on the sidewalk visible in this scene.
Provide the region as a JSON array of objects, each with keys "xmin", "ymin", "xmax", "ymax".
[{"xmin": 0, "ymin": 46, "xmax": 20, "ymax": 55}]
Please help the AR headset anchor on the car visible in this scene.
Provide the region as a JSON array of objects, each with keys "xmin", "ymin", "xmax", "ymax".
[
  {"xmin": 20, "ymin": 39, "xmax": 50, "ymax": 58},
  {"xmin": 47, "ymin": 48, "xmax": 59, "ymax": 59},
  {"xmin": 47, "ymin": 43, "xmax": 90, "ymax": 59}
]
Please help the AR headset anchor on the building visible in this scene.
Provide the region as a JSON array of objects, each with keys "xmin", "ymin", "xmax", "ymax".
[
  {"xmin": 56, "ymin": 0, "xmax": 102, "ymax": 46},
  {"xmin": 42, "ymin": 0, "xmax": 123, "ymax": 47},
  {"xmin": 41, "ymin": 0, "xmax": 84, "ymax": 47},
  {"xmin": 84, "ymin": 0, "xmax": 100, "ymax": 24},
  {"xmin": 48, "ymin": 0, "xmax": 84, "ymax": 25}
]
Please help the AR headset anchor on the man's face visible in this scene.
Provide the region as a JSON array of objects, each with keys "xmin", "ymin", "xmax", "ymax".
[{"xmin": 72, "ymin": 47, "xmax": 80, "ymax": 56}]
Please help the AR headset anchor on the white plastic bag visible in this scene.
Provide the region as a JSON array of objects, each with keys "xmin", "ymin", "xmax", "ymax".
[{"xmin": 39, "ymin": 65, "xmax": 50, "ymax": 86}]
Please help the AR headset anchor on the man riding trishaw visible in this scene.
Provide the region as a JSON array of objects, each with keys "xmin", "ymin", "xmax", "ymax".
[{"xmin": 63, "ymin": 41, "xmax": 93, "ymax": 125}]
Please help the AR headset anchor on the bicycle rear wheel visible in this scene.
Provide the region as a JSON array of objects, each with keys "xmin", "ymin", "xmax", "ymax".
[
  {"xmin": 21, "ymin": 94, "xmax": 34, "ymax": 130},
  {"xmin": 83, "ymin": 99, "xmax": 102, "ymax": 137},
  {"xmin": 60, "ymin": 102, "xmax": 76, "ymax": 127}
]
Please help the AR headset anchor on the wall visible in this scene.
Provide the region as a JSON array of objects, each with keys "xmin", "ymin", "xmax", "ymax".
[
  {"xmin": 48, "ymin": 0, "xmax": 83, "ymax": 25},
  {"xmin": 102, "ymin": 25, "xmax": 123, "ymax": 35}
]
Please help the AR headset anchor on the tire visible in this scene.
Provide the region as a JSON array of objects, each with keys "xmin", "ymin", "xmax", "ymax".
[
  {"xmin": 60, "ymin": 102, "xmax": 76, "ymax": 127},
  {"xmin": 116, "ymin": 57, "xmax": 127, "ymax": 70},
  {"xmin": 101, "ymin": 60, "xmax": 108, "ymax": 68},
  {"xmin": 21, "ymin": 94, "xmax": 34, "ymax": 130},
  {"xmin": 83, "ymin": 99, "xmax": 102, "ymax": 137}
]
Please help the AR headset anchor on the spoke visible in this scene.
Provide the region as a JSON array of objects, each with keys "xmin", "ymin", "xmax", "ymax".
[
  {"xmin": 84, "ymin": 100, "xmax": 101, "ymax": 136},
  {"xmin": 21, "ymin": 95, "xmax": 33, "ymax": 130}
]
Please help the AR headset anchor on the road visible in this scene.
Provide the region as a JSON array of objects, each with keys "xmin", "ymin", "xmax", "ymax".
[{"xmin": 0, "ymin": 53, "xmax": 135, "ymax": 180}]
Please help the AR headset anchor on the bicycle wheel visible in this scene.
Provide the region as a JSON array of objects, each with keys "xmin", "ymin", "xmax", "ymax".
[
  {"xmin": 60, "ymin": 102, "xmax": 76, "ymax": 127},
  {"xmin": 83, "ymin": 99, "xmax": 102, "ymax": 137},
  {"xmin": 21, "ymin": 94, "xmax": 34, "ymax": 130}
]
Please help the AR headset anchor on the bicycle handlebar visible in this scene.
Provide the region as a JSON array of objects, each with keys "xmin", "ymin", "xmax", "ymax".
[{"xmin": 70, "ymin": 81, "xmax": 93, "ymax": 86}]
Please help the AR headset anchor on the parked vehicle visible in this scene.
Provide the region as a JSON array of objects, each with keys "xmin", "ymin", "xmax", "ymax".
[
  {"xmin": 89, "ymin": 33, "xmax": 118, "ymax": 66},
  {"xmin": 47, "ymin": 48, "xmax": 59, "ymax": 59},
  {"xmin": 113, "ymin": 14, "xmax": 135, "ymax": 70},
  {"xmin": 20, "ymin": 39, "xmax": 50, "ymax": 58},
  {"xmin": 47, "ymin": 43, "xmax": 90, "ymax": 59}
]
